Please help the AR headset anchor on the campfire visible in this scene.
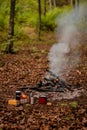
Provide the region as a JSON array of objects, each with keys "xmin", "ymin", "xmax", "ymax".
[
  {"xmin": 16, "ymin": 69, "xmax": 84, "ymax": 101},
  {"xmin": 29, "ymin": 69, "xmax": 77, "ymax": 92}
]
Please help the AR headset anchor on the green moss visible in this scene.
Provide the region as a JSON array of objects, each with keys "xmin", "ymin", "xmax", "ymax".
[
  {"xmin": 69, "ymin": 101, "xmax": 78, "ymax": 108},
  {"xmin": 65, "ymin": 116, "xmax": 72, "ymax": 121},
  {"xmin": 61, "ymin": 102, "xmax": 67, "ymax": 107},
  {"xmin": 0, "ymin": 60, "xmax": 5, "ymax": 67}
]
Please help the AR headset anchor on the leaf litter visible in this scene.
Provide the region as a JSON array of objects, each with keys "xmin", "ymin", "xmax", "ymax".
[{"xmin": 0, "ymin": 36, "xmax": 87, "ymax": 129}]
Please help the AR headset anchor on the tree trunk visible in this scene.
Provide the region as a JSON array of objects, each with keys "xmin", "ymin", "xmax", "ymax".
[
  {"xmin": 53, "ymin": 0, "xmax": 56, "ymax": 7},
  {"xmin": 72, "ymin": 0, "xmax": 76, "ymax": 8},
  {"xmin": 44, "ymin": 0, "xmax": 46, "ymax": 16},
  {"xmin": 49, "ymin": 0, "xmax": 52, "ymax": 10},
  {"xmin": 77, "ymin": 0, "xmax": 80, "ymax": 8},
  {"xmin": 71, "ymin": 0, "xmax": 80, "ymax": 8},
  {"xmin": 5, "ymin": 0, "xmax": 16, "ymax": 53},
  {"xmin": 38, "ymin": 0, "xmax": 41, "ymax": 40}
]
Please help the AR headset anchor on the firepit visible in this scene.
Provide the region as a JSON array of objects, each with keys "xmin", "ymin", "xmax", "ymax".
[
  {"xmin": 18, "ymin": 69, "xmax": 84, "ymax": 101},
  {"xmin": 29, "ymin": 69, "xmax": 74, "ymax": 92}
]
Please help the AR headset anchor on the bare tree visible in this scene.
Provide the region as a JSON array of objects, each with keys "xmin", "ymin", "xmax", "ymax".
[{"xmin": 5, "ymin": 0, "xmax": 16, "ymax": 53}]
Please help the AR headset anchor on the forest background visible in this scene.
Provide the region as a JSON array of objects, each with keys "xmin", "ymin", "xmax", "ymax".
[{"xmin": 0, "ymin": 0, "xmax": 85, "ymax": 53}]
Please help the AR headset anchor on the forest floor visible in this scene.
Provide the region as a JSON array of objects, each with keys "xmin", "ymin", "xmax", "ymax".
[{"xmin": 0, "ymin": 30, "xmax": 87, "ymax": 130}]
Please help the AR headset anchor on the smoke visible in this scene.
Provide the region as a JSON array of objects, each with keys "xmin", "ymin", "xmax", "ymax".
[{"xmin": 48, "ymin": 4, "xmax": 87, "ymax": 77}]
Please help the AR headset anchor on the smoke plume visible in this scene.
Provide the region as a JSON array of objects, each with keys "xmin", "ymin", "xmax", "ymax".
[{"xmin": 48, "ymin": 4, "xmax": 87, "ymax": 78}]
